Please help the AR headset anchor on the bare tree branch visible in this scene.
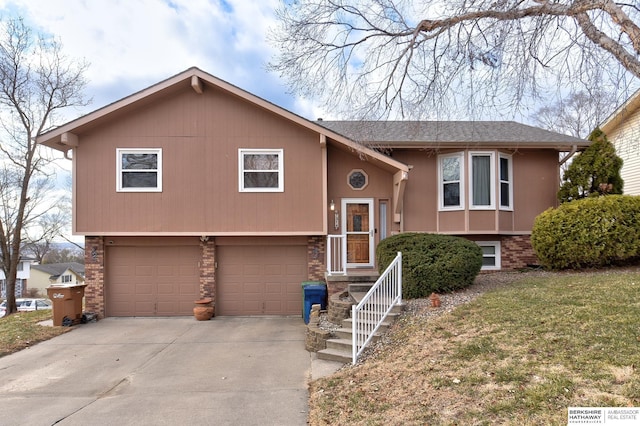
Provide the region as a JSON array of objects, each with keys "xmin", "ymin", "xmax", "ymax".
[{"xmin": 269, "ymin": 0, "xmax": 640, "ymax": 119}]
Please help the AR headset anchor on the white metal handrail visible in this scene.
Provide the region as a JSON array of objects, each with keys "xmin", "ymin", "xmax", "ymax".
[
  {"xmin": 352, "ymin": 251, "xmax": 402, "ymax": 364},
  {"xmin": 327, "ymin": 235, "xmax": 346, "ymax": 275}
]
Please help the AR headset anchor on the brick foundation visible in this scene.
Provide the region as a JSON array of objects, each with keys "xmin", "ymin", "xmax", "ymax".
[
  {"xmin": 500, "ymin": 235, "xmax": 538, "ymax": 270},
  {"xmin": 84, "ymin": 236, "xmax": 105, "ymax": 319}
]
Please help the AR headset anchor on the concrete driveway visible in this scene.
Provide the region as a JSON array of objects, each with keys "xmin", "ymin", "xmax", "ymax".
[{"xmin": 0, "ymin": 316, "xmax": 342, "ymax": 426}]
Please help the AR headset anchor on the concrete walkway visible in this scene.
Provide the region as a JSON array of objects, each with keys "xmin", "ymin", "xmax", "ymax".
[{"xmin": 0, "ymin": 316, "xmax": 342, "ymax": 426}]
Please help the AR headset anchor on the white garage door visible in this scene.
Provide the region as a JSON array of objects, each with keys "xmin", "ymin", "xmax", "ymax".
[
  {"xmin": 106, "ymin": 245, "xmax": 200, "ymax": 317},
  {"xmin": 216, "ymin": 245, "xmax": 307, "ymax": 315}
]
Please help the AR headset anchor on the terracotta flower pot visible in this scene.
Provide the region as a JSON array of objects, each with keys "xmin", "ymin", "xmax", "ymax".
[
  {"xmin": 430, "ymin": 293, "xmax": 441, "ymax": 308},
  {"xmin": 194, "ymin": 298, "xmax": 214, "ymax": 321}
]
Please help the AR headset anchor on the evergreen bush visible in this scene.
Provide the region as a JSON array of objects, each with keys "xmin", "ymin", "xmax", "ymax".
[
  {"xmin": 531, "ymin": 195, "xmax": 640, "ymax": 269},
  {"xmin": 376, "ymin": 233, "xmax": 483, "ymax": 299}
]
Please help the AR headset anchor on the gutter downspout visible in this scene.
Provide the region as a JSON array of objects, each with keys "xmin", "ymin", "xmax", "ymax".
[{"xmin": 559, "ymin": 145, "xmax": 577, "ymax": 167}]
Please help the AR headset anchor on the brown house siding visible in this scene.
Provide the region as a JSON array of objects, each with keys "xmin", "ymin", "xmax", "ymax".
[{"xmin": 74, "ymin": 87, "xmax": 325, "ymax": 235}]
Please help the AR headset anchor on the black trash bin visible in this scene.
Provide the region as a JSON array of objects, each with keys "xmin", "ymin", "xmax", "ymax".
[{"xmin": 303, "ymin": 284, "xmax": 327, "ymax": 324}]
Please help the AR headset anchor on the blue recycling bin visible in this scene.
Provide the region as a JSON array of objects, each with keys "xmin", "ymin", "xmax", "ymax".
[{"xmin": 303, "ymin": 284, "xmax": 327, "ymax": 324}]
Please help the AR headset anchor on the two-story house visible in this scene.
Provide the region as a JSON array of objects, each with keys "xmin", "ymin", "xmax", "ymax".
[
  {"xmin": 37, "ymin": 67, "xmax": 588, "ymax": 319},
  {"xmin": 0, "ymin": 258, "xmax": 33, "ymax": 299},
  {"xmin": 29, "ymin": 262, "xmax": 85, "ymax": 296}
]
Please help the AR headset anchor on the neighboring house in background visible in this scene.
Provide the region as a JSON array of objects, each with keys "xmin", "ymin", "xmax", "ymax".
[
  {"xmin": 0, "ymin": 258, "xmax": 33, "ymax": 299},
  {"xmin": 29, "ymin": 263, "xmax": 86, "ymax": 296},
  {"xmin": 600, "ymin": 88, "xmax": 640, "ymax": 195},
  {"xmin": 36, "ymin": 67, "xmax": 588, "ymax": 319}
]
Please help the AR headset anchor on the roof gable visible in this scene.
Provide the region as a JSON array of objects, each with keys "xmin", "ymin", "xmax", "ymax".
[
  {"xmin": 31, "ymin": 262, "xmax": 85, "ymax": 279},
  {"xmin": 36, "ymin": 67, "xmax": 409, "ymax": 174},
  {"xmin": 600, "ymin": 88, "xmax": 640, "ymax": 135}
]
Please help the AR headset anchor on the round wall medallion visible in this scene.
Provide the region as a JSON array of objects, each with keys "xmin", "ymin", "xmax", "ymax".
[{"xmin": 348, "ymin": 169, "xmax": 368, "ymax": 190}]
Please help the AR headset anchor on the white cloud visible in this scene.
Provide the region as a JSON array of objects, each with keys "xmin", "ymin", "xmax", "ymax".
[{"xmin": 0, "ymin": 0, "xmax": 306, "ymax": 119}]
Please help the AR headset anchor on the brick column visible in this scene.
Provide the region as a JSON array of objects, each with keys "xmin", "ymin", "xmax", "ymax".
[
  {"xmin": 84, "ymin": 236, "xmax": 105, "ymax": 318},
  {"xmin": 307, "ymin": 236, "xmax": 326, "ymax": 281},
  {"xmin": 199, "ymin": 237, "xmax": 216, "ymax": 304}
]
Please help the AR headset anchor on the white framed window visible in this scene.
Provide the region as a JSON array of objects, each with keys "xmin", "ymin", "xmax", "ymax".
[
  {"xmin": 116, "ymin": 148, "xmax": 162, "ymax": 192},
  {"xmin": 470, "ymin": 152, "xmax": 496, "ymax": 209},
  {"xmin": 61, "ymin": 274, "xmax": 72, "ymax": 283},
  {"xmin": 477, "ymin": 241, "xmax": 501, "ymax": 270},
  {"xmin": 499, "ymin": 154, "xmax": 513, "ymax": 210},
  {"xmin": 239, "ymin": 149, "xmax": 284, "ymax": 192},
  {"xmin": 438, "ymin": 152, "xmax": 464, "ymax": 210}
]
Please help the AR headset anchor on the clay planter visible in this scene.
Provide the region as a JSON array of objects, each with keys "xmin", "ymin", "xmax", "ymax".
[
  {"xmin": 430, "ymin": 293, "xmax": 441, "ymax": 308},
  {"xmin": 194, "ymin": 297, "xmax": 214, "ymax": 321}
]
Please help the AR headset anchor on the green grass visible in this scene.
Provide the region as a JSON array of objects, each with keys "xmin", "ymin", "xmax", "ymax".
[
  {"xmin": 309, "ymin": 269, "xmax": 640, "ymax": 425},
  {"xmin": 0, "ymin": 310, "xmax": 70, "ymax": 357}
]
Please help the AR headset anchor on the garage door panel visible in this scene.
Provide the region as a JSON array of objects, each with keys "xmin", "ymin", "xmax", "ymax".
[
  {"xmin": 107, "ymin": 245, "xmax": 199, "ymax": 317},
  {"xmin": 217, "ymin": 244, "xmax": 307, "ymax": 316}
]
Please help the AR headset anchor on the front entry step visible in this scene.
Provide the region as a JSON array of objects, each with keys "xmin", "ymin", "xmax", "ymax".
[{"xmin": 316, "ymin": 304, "xmax": 403, "ymax": 364}]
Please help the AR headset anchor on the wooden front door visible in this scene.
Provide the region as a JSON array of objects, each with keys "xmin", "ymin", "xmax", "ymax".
[{"xmin": 343, "ymin": 199, "xmax": 374, "ymax": 268}]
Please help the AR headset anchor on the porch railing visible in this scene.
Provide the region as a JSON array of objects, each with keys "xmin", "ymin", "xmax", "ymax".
[
  {"xmin": 327, "ymin": 234, "xmax": 346, "ymax": 275},
  {"xmin": 352, "ymin": 251, "xmax": 402, "ymax": 364}
]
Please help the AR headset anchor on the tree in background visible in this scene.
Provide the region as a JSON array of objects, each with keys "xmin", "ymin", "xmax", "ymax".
[
  {"xmin": 0, "ymin": 19, "xmax": 88, "ymax": 315},
  {"xmin": 558, "ymin": 128, "xmax": 623, "ymax": 202},
  {"xmin": 270, "ymin": 1, "xmax": 640, "ymax": 119},
  {"xmin": 533, "ymin": 90, "xmax": 617, "ymax": 139}
]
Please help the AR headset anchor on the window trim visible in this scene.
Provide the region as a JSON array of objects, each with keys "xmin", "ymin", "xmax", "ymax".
[
  {"xmin": 477, "ymin": 241, "xmax": 501, "ymax": 270},
  {"xmin": 499, "ymin": 153, "xmax": 513, "ymax": 211},
  {"xmin": 238, "ymin": 148, "xmax": 284, "ymax": 192},
  {"xmin": 116, "ymin": 148, "xmax": 163, "ymax": 192},
  {"xmin": 438, "ymin": 152, "xmax": 465, "ymax": 211},
  {"xmin": 469, "ymin": 151, "xmax": 496, "ymax": 210}
]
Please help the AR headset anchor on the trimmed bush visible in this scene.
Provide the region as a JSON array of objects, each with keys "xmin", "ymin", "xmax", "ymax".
[
  {"xmin": 531, "ymin": 195, "xmax": 640, "ymax": 270},
  {"xmin": 376, "ymin": 233, "xmax": 483, "ymax": 299}
]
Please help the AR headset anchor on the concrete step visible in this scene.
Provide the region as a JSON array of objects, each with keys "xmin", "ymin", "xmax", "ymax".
[
  {"xmin": 317, "ymin": 347, "xmax": 352, "ymax": 364},
  {"xmin": 326, "ymin": 338, "xmax": 353, "ymax": 351},
  {"xmin": 348, "ymin": 283, "xmax": 375, "ymax": 293},
  {"xmin": 334, "ymin": 327, "xmax": 385, "ymax": 342},
  {"xmin": 348, "ymin": 296, "xmax": 406, "ymax": 313},
  {"xmin": 342, "ymin": 313, "xmax": 400, "ymax": 330}
]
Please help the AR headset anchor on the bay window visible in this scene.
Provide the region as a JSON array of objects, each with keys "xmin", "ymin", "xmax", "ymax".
[
  {"xmin": 499, "ymin": 154, "xmax": 513, "ymax": 210},
  {"xmin": 470, "ymin": 152, "xmax": 495, "ymax": 209},
  {"xmin": 438, "ymin": 152, "xmax": 464, "ymax": 209}
]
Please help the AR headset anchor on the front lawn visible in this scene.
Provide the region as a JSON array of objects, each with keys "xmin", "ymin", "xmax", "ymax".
[
  {"xmin": 0, "ymin": 310, "xmax": 70, "ymax": 357},
  {"xmin": 309, "ymin": 269, "xmax": 640, "ymax": 425}
]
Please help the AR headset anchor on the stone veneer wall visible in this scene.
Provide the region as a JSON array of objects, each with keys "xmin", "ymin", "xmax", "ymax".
[
  {"xmin": 84, "ymin": 236, "xmax": 105, "ymax": 318},
  {"xmin": 327, "ymin": 291, "xmax": 353, "ymax": 324},
  {"xmin": 305, "ymin": 304, "xmax": 332, "ymax": 352},
  {"xmin": 500, "ymin": 235, "xmax": 538, "ymax": 270}
]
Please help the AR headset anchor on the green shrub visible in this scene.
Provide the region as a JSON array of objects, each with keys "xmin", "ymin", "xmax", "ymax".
[
  {"xmin": 531, "ymin": 195, "xmax": 640, "ymax": 270},
  {"xmin": 376, "ymin": 233, "xmax": 483, "ymax": 299}
]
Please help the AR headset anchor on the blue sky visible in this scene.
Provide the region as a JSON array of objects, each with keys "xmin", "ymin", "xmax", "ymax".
[{"xmin": 0, "ymin": 0, "xmax": 325, "ymax": 123}]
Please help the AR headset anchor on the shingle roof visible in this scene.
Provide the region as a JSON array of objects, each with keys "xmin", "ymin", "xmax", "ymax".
[
  {"xmin": 31, "ymin": 262, "xmax": 85, "ymax": 279},
  {"xmin": 317, "ymin": 121, "xmax": 588, "ymax": 148}
]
